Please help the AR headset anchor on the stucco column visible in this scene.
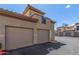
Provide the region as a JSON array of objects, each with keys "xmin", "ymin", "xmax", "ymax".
[
  {"xmin": 50, "ymin": 23, "xmax": 55, "ymax": 42},
  {"xmin": 63, "ymin": 31, "xmax": 66, "ymax": 36},
  {"xmin": 71, "ymin": 31, "xmax": 74, "ymax": 36},
  {"xmin": 49, "ymin": 29, "xmax": 53, "ymax": 42},
  {"xmin": 52, "ymin": 24, "xmax": 55, "ymax": 41},
  {"xmin": 33, "ymin": 23, "xmax": 38, "ymax": 44},
  {"xmin": 33, "ymin": 28, "xmax": 38, "ymax": 44},
  {"xmin": 0, "ymin": 25, "xmax": 5, "ymax": 50}
]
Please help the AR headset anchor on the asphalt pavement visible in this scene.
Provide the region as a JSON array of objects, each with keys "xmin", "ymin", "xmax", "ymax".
[{"xmin": 48, "ymin": 36, "xmax": 79, "ymax": 55}]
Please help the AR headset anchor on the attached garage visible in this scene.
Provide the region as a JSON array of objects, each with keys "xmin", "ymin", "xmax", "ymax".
[
  {"xmin": 5, "ymin": 26, "xmax": 33, "ymax": 50},
  {"xmin": 0, "ymin": 8, "xmax": 55, "ymax": 50},
  {"xmin": 64, "ymin": 31, "xmax": 72, "ymax": 36},
  {"xmin": 38, "ymin": 29, "xmax": 49, "ymax": 44},
  {"xmin": 73, "ymin": 32, "xmax": 79, "ymax": 37}
]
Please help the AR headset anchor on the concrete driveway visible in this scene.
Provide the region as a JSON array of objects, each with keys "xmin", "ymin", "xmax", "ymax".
[{"xmin": 48, "ymin": 36, "xmax": 79, "ymax": 55}]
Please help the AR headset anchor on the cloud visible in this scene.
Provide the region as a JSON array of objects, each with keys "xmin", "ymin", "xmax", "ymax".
[{"xmin": 65, "ymin": 5, "xmax": 71, "ymax": 8}]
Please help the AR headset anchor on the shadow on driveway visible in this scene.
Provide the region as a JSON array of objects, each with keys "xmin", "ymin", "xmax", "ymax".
[{"xmin": 7, "ymin": 42, "xmax": 66, "ymax": 55}]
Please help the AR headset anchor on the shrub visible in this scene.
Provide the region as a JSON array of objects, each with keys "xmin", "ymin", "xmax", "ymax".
[{"xmin": 0, "ymin": 43, "xmax": 2, "ymax": 49}]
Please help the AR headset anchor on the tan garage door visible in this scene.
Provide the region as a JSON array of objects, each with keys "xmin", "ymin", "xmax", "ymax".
[
  {"xmin": 38, "ymin": 29, "xmax": 49, "ymax": 43},
  {"xmin": 5, "ymin": 26, "xmax": 33, "ymax": 50}
]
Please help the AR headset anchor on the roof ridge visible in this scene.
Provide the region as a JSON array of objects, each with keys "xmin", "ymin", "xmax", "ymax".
[{"xmin": 23, "ymin": 4, "xmax": 45, "ymax": 15}]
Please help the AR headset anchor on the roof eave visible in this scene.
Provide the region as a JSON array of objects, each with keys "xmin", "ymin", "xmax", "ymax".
[
  {"xmin": 23, "ymin": 4, "xmax": 45, "ymax": 15},
  {"xmin": 0, "ymin": 9, "xmax": 38, "ymax": 23}
]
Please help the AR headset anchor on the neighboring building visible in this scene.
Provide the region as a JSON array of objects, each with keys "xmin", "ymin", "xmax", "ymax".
[
  {"xmin": 0, "ymin": 5, "xmax": 55, "ymax": 50},
  {"xmin": 72, "ymin": 23, "xmax": 79, "ymax": 37},
  {"xmin": 56, "ymin": 27, "xmax": 64, "ymax": 36},
  {"xmin": 56, "ymin": 23, "xmax": 79, "ymax": 37}
]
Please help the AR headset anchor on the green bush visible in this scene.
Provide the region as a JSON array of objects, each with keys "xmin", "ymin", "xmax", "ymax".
[{"xmin": 0, "ymin": 43, "xmax": 2, "ymax": 49}]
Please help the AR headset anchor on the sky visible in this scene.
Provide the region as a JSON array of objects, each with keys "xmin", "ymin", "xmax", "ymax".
[{"xmin": 0, "ymin": 4, "xmax": 79, "ymax": 29}]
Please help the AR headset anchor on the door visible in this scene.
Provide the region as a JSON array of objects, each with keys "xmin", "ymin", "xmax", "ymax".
[
  {"xmin": 6, "ymin": 26, "xmax": 33, "ymax": 50},
  {"xmin": 38, "ymin": 29, "xmax": 49, "ymax": 43}
]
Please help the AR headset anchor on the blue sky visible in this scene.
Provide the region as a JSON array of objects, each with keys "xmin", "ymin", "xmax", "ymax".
[{"xmin": 0, "ymin": 4, "xmax": 79, "ymax": 29}]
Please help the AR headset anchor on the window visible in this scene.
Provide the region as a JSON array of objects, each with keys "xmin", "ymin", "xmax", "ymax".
[
  {"xmin": 76, "ymin": 26, "xmax": 79, "ymax": 30},
  {"xmin": 29, "ymin": 12, "xmax": 34, "ymax": 17},
  {"xmin": 29, "ymin": 12, "xmax": 40, "ymax": 19},
  {"xmin": 41, "ymin": 16, "xmax": 46, "ymax": 24}
]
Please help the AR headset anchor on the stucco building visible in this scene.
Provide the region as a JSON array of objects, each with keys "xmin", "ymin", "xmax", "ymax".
[
  {"xmin": 0, "ymin": 5, "xmax": 55, "ymax": 50},
  {"xmin": 56, "ymin": 23, "xmax": 79, "ymax": 37},
  {"xmin": 72, "ymin": 23, "xmax": 79, "ymax": 37}
]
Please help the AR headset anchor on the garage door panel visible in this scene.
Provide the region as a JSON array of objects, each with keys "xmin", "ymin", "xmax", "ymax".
[
  {"xmin": 38, "ymin": 30, "xmax": 49, "ymax": 43},
  {"xmin": 6, "ymin": 27, "xmax": 33, "ymax": 50}
]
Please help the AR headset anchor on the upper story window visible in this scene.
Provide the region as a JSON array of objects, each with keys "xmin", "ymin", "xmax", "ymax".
[
  {"xmin": 29, "ymin": 12, "xmax": 40, "ymax": 19},
  {"xmin": 41, "ymin": 16, "xmax": 46, "ymax": 24},
  {"xmin": 76, "ymin": 26, "xmax": 79, "ymax": 30},
  {"xmin": 29, "ymin": 12, "xmax": 34, "ymax": 17},
  {"xmin": 29, "ymin": 12, "xmax": 46, "ymax": 24}
]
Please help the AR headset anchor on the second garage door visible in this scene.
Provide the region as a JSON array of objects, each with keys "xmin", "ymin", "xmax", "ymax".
[
  {"xmin": 5, "ymin": 26, "xmax": 33, "ymax": 50},
  {"xmin": 38, "ymin": 29, "xmax": 49, "ymax": 43}
]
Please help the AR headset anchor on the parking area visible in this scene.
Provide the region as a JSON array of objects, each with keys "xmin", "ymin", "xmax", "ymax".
[{"xmin": 48, "ymin": 36, "xmax": 79, "ymax": 55}]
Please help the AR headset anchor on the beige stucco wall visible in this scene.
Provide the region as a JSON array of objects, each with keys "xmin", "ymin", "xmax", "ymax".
[{"xmin": 0, "ymin": 15, "xmax": 55, "ymax": 50}]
